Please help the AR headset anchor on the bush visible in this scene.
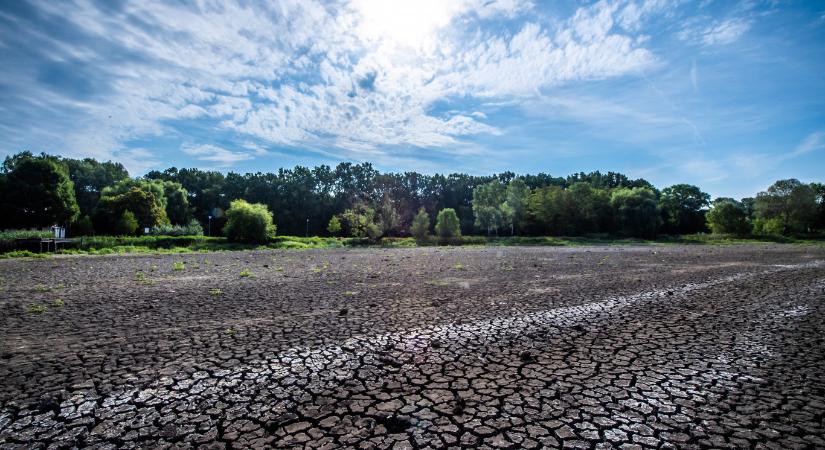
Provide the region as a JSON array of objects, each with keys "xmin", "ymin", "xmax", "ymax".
[
  {"xmin": 326, "ymin": 216, "xmax": 342, "ymax": 236},
  {"xmin": 114, "ymin": 211, "xmax": 139, "ymax": 236},
  {"xmin": 224, "ymin": 199, "xmax": 276, "ymax": 243},
  {"xmin": 435, "ymin": 208, "xmax": 461, "ymax": 244},
  {"xmin": 150, "ymin": 219, "xmax": 204, "ymax": 236}
]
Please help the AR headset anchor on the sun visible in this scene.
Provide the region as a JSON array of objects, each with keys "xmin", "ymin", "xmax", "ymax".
[{"xmin": 353, "ymin": 0, "xmax": 459, "ymax": 50}]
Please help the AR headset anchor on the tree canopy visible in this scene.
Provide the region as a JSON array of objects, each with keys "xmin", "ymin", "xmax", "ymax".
[
  {"xmin": 1, "ymin": 151, "xmax": 822, "ymax": 238},
  {"xmin": 0, "ymin": 157, "xmax": 79, "ymax": 228}
]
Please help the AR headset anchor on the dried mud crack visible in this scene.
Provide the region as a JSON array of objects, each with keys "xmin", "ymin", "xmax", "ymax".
[{"xmin": 1, "ymin": 245, "xmax": 824, "ymax": 449}]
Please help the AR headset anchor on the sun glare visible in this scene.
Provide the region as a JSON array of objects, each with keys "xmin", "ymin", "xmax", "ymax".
[{"xmin": 353, "ymin": 0, "xmax": 458, "ymax": 50}]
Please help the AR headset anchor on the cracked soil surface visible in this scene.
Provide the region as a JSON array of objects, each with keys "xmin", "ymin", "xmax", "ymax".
[{"xmin": 1, "ymin": 245, "xmax": 824, "ymax": 449}]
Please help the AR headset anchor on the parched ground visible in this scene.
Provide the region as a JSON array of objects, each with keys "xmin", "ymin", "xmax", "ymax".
[{"xmin": 1, "ymin": 245, "xmax": 824, "ymax": 449}]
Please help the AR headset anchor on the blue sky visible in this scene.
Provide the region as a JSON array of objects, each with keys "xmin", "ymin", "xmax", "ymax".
[{"xmin": 1, "ymin": 0, "xmax": 823, "ymax": 199}]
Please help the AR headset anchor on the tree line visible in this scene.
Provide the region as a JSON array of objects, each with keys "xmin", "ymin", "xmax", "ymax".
[{"xmin": 1, "ymin": 151, "xmax": 823, "ymax": 240}]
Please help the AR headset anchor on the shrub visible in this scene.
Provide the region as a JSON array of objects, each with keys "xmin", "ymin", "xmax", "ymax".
[
  {"xmin": 150, "ymin": 219, "xmax": 204, "ymax": 236},
  {"xmin": 114, "ymin": 211, "xmax": 139, "ymax": 236},
  {"xmin": 327, "ymin": 216, "xmax": 342, "ymax": 236},
  {"xmin": 435, "ymin": 208, "xmax": 461, "ymax": 244},
  {"xmin": 224, "ymin": 199, "xmax": 276, "ymax": 243},
  {"xmin": 411, "ymin": 208, "xmax": 430, "ymax": 243}
]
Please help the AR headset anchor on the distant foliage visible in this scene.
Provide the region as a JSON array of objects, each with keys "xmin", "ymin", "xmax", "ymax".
[
  {"xmin": 706, "ymin": 199, "xmax": 750, "ymax": 235},
  {"xmin": 0, "ymin": 157, "xmax": 79, "ymax": 228},
  {"xmin": 610, "ymin": 187, "xmax": 661, "ymax": 238},
  {"xmin": 71, "ymin": 215, "xmax": 95, "ymax": 236},
  {"xmin": 2, "ymin": 151, "xmax": 823, "ymax": 240},
  {"xmin": 435, "ymin": 208, "xmax": 461, "ymax": 244},
  {"xmin": 150, "ymin": 219, "xmax": 204, "ymax": 236},
  {"xmin": 95, "ymin": 184, "xmax": 167, "ymax": 234},
  {"xmin": 114, "ymin": 211, "xmax": 139, "ymax": 236},
  {"xmin": 224, "ymin": 199, "xmax": 276, "ymax": 243},
  {"xmin": 326, "ymin": 216, "xmax": 342, "ymax": 236},
  {"xmin": 754, "ymin": 179, "xmax": 817, "ymax": 234},
  {"xmin": 411, "ymin": 208, "xmax": 430, "ymax": 242},
  {"xmin": 659, "ymin": 184, "xmax": 710, "ymax": 234},
  {"xmin": 342, "ymin": 202, "xmax": 382, "ymax": 240}
]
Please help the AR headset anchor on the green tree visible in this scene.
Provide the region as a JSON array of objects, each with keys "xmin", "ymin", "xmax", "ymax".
[
  {"xmin": 64, "ymin": 157, "xmax": 129, "ymax": 217},
  {"xmin": 161, "ymin": 181, "xmax": 191, "ymax": 225},
  {"xmin": 610, "ymin": 187, "xmax": 661, "ymax": 238},
  {"xmin": 95, "ymin": 185, "xmax": 167, "ymax": 233},
  {"xmin": 70, "ymin": 215, "xmax": 95, "ymax": 236},
  {"xmin": 567, "ymin": 182, "xmax": 611, "ymax": 234},
  {"xmin": 224, "ymin": 199, "xmax": 276, "ymax": 243},
  {"xmin": 104, "ymin": 179, "xmax": 190, "ymax": 225},
  {"xmin": 342, "ymin": 202, "xmax": 382, "ymax": 240},
  {"xmin": 0, "ymin": 158, "xmax": 79, "ymax": 228},
  {"xmin": 114, "ymin": 210, "xmax": 139, "ymax": 236},
  {"xmin": 659, "ymin": 184, "xmax": 710, "ymax": 234},
  {"xmin": 435, "ymin": 208, "xmax": 461, "ymax": 244},
  {"xmin": 472, "ymin": 180, "xmax": 506, "ymax": 235},
  {"xmin": 812, "ymin": 182, "xmax": 825, "ymax": 230},
  {"xmin": 376, "ymin": 194, "xmax": 401, "ymax": 237},
  {"xmin": 706, "ymin": 199, "xmax": 750, "ymax": 235},
  {"xmin": 754, "ymin": 179, "xmax": 817, "ymax": 234},
  {"xmin": 524, "ymin": 185, "xmax": 573, "ymax": 235},
  {"xmin": 505, "ymin": 179, "xmax": 530, "ymax": 234},
  {"xmin": 410, "ymin": 207, "xmax": 430, "ymax": 242},
  {"xmin": 326, "ymin": 215, "xmax": 342, "ymax": 236}
]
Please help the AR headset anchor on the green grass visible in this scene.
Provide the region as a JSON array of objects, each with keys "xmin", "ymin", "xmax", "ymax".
[
  {"xmin": 53, "ymin": 298, "xmax": 65, "ymax": 307},
  {"xmin": 172, "ymin": 261, "xmax": 185, "ymax": 271},
  {"xmin": 1, "ymin": 232, "xmax": 822, "ymax": 260},
  {"xmin": 27, "ymin": 303, "xmax": 46, "ymax": 314},
  {"xmin": 239, "ymin": 269, "xmax": 252, "ymax": 278},
  {"xmin": 0, "ymin": 250, "xmax": 51, "ymax": 259},
  {"xmin": 209, "ymin": 288, "xmax": 223, "ymax": 296}
]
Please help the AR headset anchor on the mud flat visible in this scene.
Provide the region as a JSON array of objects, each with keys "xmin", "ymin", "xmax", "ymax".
[{"xmin": 1, "ymin": 245, "xmax": 824, "ymax": 448}]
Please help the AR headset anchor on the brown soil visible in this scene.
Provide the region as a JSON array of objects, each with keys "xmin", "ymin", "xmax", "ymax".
[{"xmin": 1, "ymin": 245, "xmax": 824, "ymax": 448}]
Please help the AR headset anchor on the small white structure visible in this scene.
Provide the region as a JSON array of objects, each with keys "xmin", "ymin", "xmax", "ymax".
[{"xmin": 51, "ymin": 226, "xmax": 65, "ymax": 239}]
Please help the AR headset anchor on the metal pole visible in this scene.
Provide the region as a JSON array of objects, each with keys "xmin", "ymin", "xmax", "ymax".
[
  {"xmin": 208, "ymin": 216, "xmax": 212, "ymax": 237},
  {"xmin": 306, "ymin": 218, "xmax": 309, "ymax": 237}
]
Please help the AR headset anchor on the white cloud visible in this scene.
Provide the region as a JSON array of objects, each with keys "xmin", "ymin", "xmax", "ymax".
[
  {"xmin": 181, "ymin": 143, "xmax": 255, "ymax": 167},
  {"xmin": 679, "ymin": 17, "xmax": 751, "ymax": 46},
  {"xmin": 4, "ymin": 0, "xmax": 662, "ymax": 170},
  {"xmin": 702, "ymin": 18, "xmax": 751, "ymax": 45},
  {"xmin": 792, "ymin": 131, "xmax": 825, "ymax": 155}
]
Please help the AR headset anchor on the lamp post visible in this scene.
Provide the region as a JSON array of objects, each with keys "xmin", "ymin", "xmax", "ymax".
[
  {"xmin": 208, "ymin": 215, "xmax": 212, "ymax": 237},
  {"xmin": 305, "ymin": 218, "xmax": 309, "ymax": 237}
]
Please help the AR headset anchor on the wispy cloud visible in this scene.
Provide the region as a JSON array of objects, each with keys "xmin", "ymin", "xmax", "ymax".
[
  {"xmin": 678, "ymin": 17, "xmax": 752, "ymax": 46},
  {"xmin": 181, "ymin": 143, "xmax": 255, "ymax": 167},
  {"xmin": 0, "ymin": 0, "xmax": 659, "ymax": 170}
]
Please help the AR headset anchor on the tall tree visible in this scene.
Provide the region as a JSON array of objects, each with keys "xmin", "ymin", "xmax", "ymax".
[
  {"xmin": 659, "ymin": 184, "xmax": 710, "ymax": 234},
  {"xmin": 706, "ymin": 198, "xmax": 750, "ymax": 235},
  {"xmin": 754, "ymin": 179, "xmax": 817, "ymax": 234},
  {"xmin": 610, "ymin": 187, "xmax": 661, "ymax": 238},
  {"xmin": 0, "ymin": 158, "xmax": 79, "ymax": 229}
]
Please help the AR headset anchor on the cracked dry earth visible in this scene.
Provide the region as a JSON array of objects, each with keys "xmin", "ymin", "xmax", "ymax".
[{"xmin": 1, "ymin": 246, "xmax": 825, "ymax": 449}]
